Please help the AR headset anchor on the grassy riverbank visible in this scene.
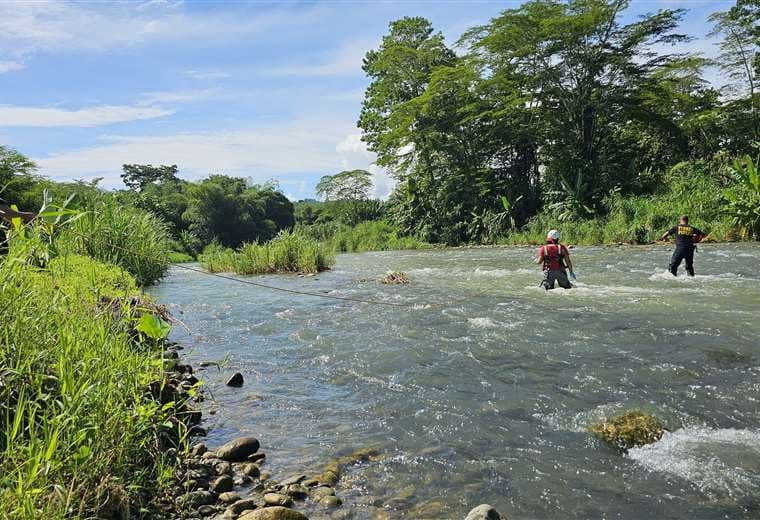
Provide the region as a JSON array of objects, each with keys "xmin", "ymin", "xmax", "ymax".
[{"xmin": 0, "ymin": 207, "xmax": 188, "ymax": 518}]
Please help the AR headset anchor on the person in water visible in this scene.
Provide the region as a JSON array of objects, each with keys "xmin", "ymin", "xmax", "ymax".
[
  {"xmin": 659, "ymin": 215, "xmax": 704, "ymax": 277},
  {"xmin": 536, "ymin": 229, "xmax": 574, "ymax": 290}
]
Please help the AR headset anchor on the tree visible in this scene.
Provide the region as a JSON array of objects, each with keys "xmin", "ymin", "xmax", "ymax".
[
  {"xmin": 709, "ymin": 0, "xmax": 759, "ymax": 139},
  {"xmin": 121, "ymin": 164, "xmax": 179, "ymax": 192},
  {"xmin": 0, "ymin": 145, "xmax": 38, "ymax": 208},
  {"xmin": 315, "ymin": 170, "xmax": 373, "ymax": 201}
]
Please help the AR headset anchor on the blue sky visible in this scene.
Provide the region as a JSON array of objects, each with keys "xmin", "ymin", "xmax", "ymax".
[{"xmin": 0, "ymin": 0, "xmax": 734, "ymax": 200}]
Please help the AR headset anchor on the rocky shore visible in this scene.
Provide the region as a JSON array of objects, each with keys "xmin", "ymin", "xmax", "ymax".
[{"xmin": 155, "ymin": 344, "xmax": 506, "ymax": 520}]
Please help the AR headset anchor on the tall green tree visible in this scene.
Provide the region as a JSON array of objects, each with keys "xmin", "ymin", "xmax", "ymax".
[{"xmin": 121, "ymin": 164, "xmax": 179, "ymax": 192}]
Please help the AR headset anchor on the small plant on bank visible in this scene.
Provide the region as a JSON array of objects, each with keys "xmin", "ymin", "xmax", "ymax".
[{"xmin": 590, "ymin": 410, "xmax": 665, "ymax": 451}]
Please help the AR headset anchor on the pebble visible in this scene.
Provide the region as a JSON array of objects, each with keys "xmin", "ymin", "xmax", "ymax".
[
  {"xmin": 263, "ymin": 493, "xmax": 293, "ymax": 507},
  {"xmin": 259, "ymin": 470, "xmax": 272, "ymax": 482},
  {"xmin": 227, "ymin": 498, "xmax": 258, "ymax": 515},
  {"xmin": 280, "ymin": 474, "xmax": 306, "ymax": 486},
  {"xmin": 211, "ymin": 475, "xmax": 234, "ymax": 493},
  {"xmin": 301, "ymin": 478, "xmax": 319, "ymax": 487},
  {"xmin": 191, "ymin": 443, "xmax": 208, "ymax": 457},
  {"xmin": 187, "ymin": 490, "xmax": 215, "ymax": 507},
  {"xmin": 247, "ymin": 452, "xmax": 266, "ymax": 463},
  {"xmin": 226, "ymin": 372, "xmax": 244, "ymax": 387},
  {"xmin": 198, "ymin": 504, "xmax": 217, "ymax": 517},
  {"xmin": 214, "ymin": 462, "xmax": 233, "ymax": 476},
  {"xmin": 319, "ymin": 495, "xmax": 342, "ymax": 508},
  {"xmin": 284, "ymin": 484, "xmax": 308, "ymax": 499},
  {"xmin": 218, "ymin": 491, "xmax": 241, "ymax": 504},
  {"xmin": 465, "ymin": 504, "xmax": 502, "ymax": 520},
  {"xmin": 216, "ymin": 436, "xmax": 260, "ymax": 462},
  {"xmin": 238, "ymin": 463, "xmax": 260, "ymax": 478},
  {"xmin": 312, "ymin": 486, "xmax": 335, "ymax": 501}
]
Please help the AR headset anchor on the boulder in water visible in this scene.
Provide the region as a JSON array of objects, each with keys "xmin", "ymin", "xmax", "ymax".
[
  {"xmin": 226, "ymin": 372, "xmax": 244, "ymax": 387},
  {"xmin": 216, "ymin": 436, "xmax": 260, "ymax": 461},
  {"xmin": 590, "ymin": 410, "xmax": 665, "ymax": 451},
  {"xmin": 465, "ymin": 504, "xmax": 502, "ymax": 520}
]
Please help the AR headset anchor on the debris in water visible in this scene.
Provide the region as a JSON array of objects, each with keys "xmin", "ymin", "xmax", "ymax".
[
  {"xmin": 380, "ymin": 271, "xmax": 410, "ymax": 284},
  {"xmin": 590, "ymin": 410, "xmax": 665, "ymax": 451}
]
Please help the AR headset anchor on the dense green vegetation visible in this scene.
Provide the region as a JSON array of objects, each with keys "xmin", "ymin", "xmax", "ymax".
[
  {"xmin": 199, "ymin": 231, "xmax": 334, "ymax": 274},
  {"xmin": 358, "ymin": 0, "xmax": 759, "ymax": 244},
  {"xmin": 0, "ymin": 216, "xmax": 183, "ymax": 517}
]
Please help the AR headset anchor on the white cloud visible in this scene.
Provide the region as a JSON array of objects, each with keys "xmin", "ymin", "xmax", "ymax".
[
  {"xmin": 0, "ymin": 1, "xmax": 321, "ymax": 60},
  {"xmin": 140, "ymin": 88, "xmax": 221, "ymax": 104},
  {"xmin": 183, "ymin": 70, "xmax": 230, "ymax": 80},
  {"xmin": 0, "ymin": 60, "xmax": 24, "ymax": 73},
  {"xmin": 335, "ymin": 133, "xmax": 394, "ymax": 199},
  {"xmin": 34, "ymin": 117, "xmax": 358, "ymax": 188},
  {"xmin": 0, "ymin": 104, "xmax": 174, "ymax": 127},
  {"xmin": 269, "ymin": 38, "xmax": 375, "ymax": 77}
]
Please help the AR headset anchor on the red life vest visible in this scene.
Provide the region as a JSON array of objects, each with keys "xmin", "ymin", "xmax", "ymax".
[{"xmin": 541, "ymin": 243, "xmax": 566, "ymax": 271}]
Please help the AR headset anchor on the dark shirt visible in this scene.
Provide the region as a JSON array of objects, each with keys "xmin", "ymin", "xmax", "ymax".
[{"xmin": 666, "ymin": 225, "xmax": 703, "ymax": 248}]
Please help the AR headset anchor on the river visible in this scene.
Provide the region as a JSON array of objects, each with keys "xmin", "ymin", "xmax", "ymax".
[{"xmin": 150, "ymin": 244, "xmax": 760, "ymax": 519}]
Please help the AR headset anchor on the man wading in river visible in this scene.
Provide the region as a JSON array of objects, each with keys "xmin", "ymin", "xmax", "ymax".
[
  {"xmin": 659, "ymin": 215, "xmax": 704, "ymax": 277},
  {"xmin": 536, "ymin": 229, "xmax": 575, "ymax": 290}
]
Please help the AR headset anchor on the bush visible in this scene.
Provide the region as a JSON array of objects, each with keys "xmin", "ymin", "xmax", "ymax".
[
  {"xmin": 57, "ymin": 196, "xmax": 172, "ymax": 285},
  {"xmin": 200, "ymin": 230, "xmax": 334, "ymax": 274},
  {"xmin": 0, "ymin": 251, "xmax": 176, "ymax": 517},
  {"xmin": 328, "ymin": 220, "xmax": 430, "ymax": 252}
]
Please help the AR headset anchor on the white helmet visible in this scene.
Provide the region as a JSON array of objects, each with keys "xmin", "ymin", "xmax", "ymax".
[{"xmin": 547, "ymin": 229, "xmax": 560, "ymax": 242}]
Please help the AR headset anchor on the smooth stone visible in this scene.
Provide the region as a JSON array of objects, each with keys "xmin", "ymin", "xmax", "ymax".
[
  {"xmin": 238, "ymin": 507, "xmax": 308, "ymax": 520},
  {"xmin": 201, "ymin": 452, "xmax": 218, "ymax": 460},
  {"xmin": 301, "ymin": 479, "xmax": 319, "ymax": 488},
  {"xmin": 319, "ymin": 495, "xmax": 342, "ymax": 508},
  {"xmin": 215, "ymin": 462, "xmax": 233, "ymax": 475},
  {"xmin": 216, "ymin": 436, "xmax": 260, "ymax": 462},
  {"xmin": 465, "ymin": 504, "xmax": 502, "ymax": 520},
  {"xmin": 280, "ymin": 475, "xmax": 306, "ymax": 486},
  {"xmin": 319, "ymin": 470, "xmax": 339, "ymax": 486},
  {"xmin": 226, "ymin": 372, "xmax": 244, "ymax": 387},
  {"xmin": 188, "ymin": 490, "xmax": 215, "ymax": 506},
  {"xmin": 247, "ymin": 452, "xmax": 266, "ymax": 463},
  {"xmin": 284, "ymin": 484, "xmax": 308, "ymax": 499},
  {"xmin": 198, "ymin": 504, "xmax": 217, "ymax": 517},
  {"xmin": 211, "ymin": 475, "xmax": 234, "ymax": 493},
  {"xmin": 312, "ymin": 486, "xmax": 335, "ymax": 501},
  {"xmin": 191, "ymin": 443, "xmax": 208, "ymax": 457},
  {"xmin": 227, "ymin": 498, "xmax": 258, "ymax": 515},
  {"xmin": 239, "ymin": 463, "xmax": 260, "ymax": 478},
  {"xmin": 263, "ymin": 493, "xmax": 293, "ymax": 507},
  {"xmin": 233, "ymin": 475, "xmax": 252, "ymax": 486},
  {"xmin": 218, "ymin": 492, "xmax": 241, "ymax": 504},
  {"xmin": 259, "ymin": 471, "xmax": 272, "ymax": 482}
]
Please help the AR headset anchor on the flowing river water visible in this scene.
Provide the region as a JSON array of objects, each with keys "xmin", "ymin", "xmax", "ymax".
[{"xmin": 150, "ymin": 244, "xmax": 760, "ymax": 519}]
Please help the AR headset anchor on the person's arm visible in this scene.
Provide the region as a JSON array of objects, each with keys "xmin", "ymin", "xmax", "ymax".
[
  {"xmin": 659, "ymin": 226, "xmax": 676, "ymax": 241},
  {"xmin": 535, "ymin": 247, "xmax": 544, "ymax": 266},
  {"xmin": 563, "ymin": 247, "xmax": 573, "ymax": 272}
]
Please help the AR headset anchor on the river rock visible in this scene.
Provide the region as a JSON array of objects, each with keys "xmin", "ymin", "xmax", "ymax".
[
  {"xmin": 319, "ymin": 495, "xmax": 342, "ymax": 508},
  {"xmin": 187, "ymin": 490, "xmax": 215, "ymax": 507},
  {"xmin": 284, "ymin": 484, "xmax": 308, "ymax": 499},
  {"xmin": 312, "ymin": 486, "xmax": 335, "ymax": 501},
  {"xmin": 218, "ymin": 492, "xmax": 241, "ymax": 504},
  {"xmin": 259, "ymin": 470, "xmax": 272, "ymax": 481},
  {"xmin": 211, "ymin": 475, "xmax": 234, "ymax": 493},
  {"xmin": 215, "ymin": 461, "xmax": 233, "ymax": 475},
  {"xmin": 280, "ymin": 475, "xmax": 306, "ymax": 486},
  {"xmin": 239, "ymin": 463, "xmax": 260, "ymax": 478},
  {"xmin": 216, "ymin": 436, "xmax": 260, "ymax": 462},
  {"xmin": 248, "ymin": 452, "xmax": 266, "ymax": 463},
  {"xmin": 201, "ymin": 451, "xmax": 218, "ymax": 460},
  {"xmin": 301, "ymin": 478, "xmax": 319, "ymax": 487},
  {"xmin": 465, "ymin": 504, "xmax": 502, "ymax": 520},
  {"xmin": 191, "ymin": 443, "xmax": 208, "ymax": 457},
  {"xmin": 198, "ymin": 504, "xmax": 218, "ymax": 517},
  {"xmin": 264, "ymin": 493, "xmax": 293, "ymax": 507},
  {"xmin": 234, "ymin": 475, "xmax": 252, "ymax": 486},
  {"xmin": 226, "ymin": 372, "xmax": 244, "ymax": 387},
  {"xmin": 227, "ymin": 498, "xmax": 258, "ymax": 515},
  {"xmin": 238, "ymin": 507, "xmax": 308, "ymax": 520}
]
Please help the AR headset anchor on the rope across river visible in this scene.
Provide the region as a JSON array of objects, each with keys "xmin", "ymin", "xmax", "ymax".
[{"xmin": 69, "ymin": 229, "xmax": 478, "ymax": 309}]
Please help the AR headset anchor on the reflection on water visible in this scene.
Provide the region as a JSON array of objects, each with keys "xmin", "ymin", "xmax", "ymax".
[{"xmin": 150, "ymin": 244, "xmax": 760, "ymax": 519}]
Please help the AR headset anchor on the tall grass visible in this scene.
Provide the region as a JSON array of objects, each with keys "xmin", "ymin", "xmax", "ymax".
[
  {"xmin": 57, "ymin": 196, "xmax": 172, "ymax": 286},
  {"xmin": 0, "ymin": 238, "xmax": 177, "ymax": 518},
  {"xmin": 297, "ymin": 220, "xmax": 430, "ymax": 252},
  {"xmin": 200, "ymin": 230, "xmax": 335, "ymax": 274}
]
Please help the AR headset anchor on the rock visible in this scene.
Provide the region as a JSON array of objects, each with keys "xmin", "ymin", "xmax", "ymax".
[
  {"xmin": 238, "ymin": 507, "xmax": 308, "ymax": 520},
  {"xmin": 590, "ymin": 410, "xmax": 665, "ymax": 451},
  {"xmin": 218, "ymin": 492, "xmax": 241, "ymax": 504},
  {"xmin": 233, "ymin": 475, "xmax": 252, "ymax": 486},
  {"xmin": 191, "ymin": 443, "xmax": 208, "ymax": 457},
  {"xmin": 215, "ymin": 462, "xmax": 233, "ymax": 475},
  {"xmin": 201, "ymin": 451, "xmax": 219, "ymax": 460},
  {"xmin": 211, "ymin": 475, "xmax": 234, "ymax": 493},
  {"xmin": 227, "ymin": 498, "xmax": 258, "ymax": 515},
  {"xmin": 259, "ymin": 470, "xmax": 272, "ymax": 482},
  {"xmin": 216, "ymin": 436, "xmax": 260, "ymax": 462},
  {"xmin": 301, "ymin": 478, "xmax": 319, "ymax": 488},
  {"xmin": 312, "ymin": 486, "xmax": 335, "ymax": 501},
  {"xmin": 239, "ymin": 463, "xmax": 260, "ymax": 478},
  {"xmin": 319, "ymin": 495, "xmax": 342, "ymax": 508},
  {"xmin": 284, "ymin": 484, "xmax": 308, "ymax": 499},
  {"xmin": 226, "ymin": 372, "xmax": 244, "ymax": 387},
  {"xmin": 264, "ymin": 493, "xmax": 293, "ymax": 507},
  {"xmin": 187, "ymin": 490, "xmax": 216, "ymax": 507},
  {"xmin": 247, "ymin": 452, "xmax": 266, "ymax": 463},
  {"xmin": 319, "ymin": 470, "xmax": 339, "ymax": 486},
  {"xmin": 198, "ymin": 504, "xmax": 217, "ymax": 517},
  {"xmin": 280, "ymin": 474, "xmax": 306, "ymax": 486},
  {"xmin": 465, "ymin": 504, "xmax": 502, "ymax": 520}
]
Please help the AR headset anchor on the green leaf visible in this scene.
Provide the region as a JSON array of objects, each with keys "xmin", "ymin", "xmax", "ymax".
[{"xmin": 136, "ymin": 314, "xmax": 171, "ymax": 340}]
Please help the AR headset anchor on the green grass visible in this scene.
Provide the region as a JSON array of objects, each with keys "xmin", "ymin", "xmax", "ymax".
[
  {"xmin": 56, "ymin": 196, "xmax": 172, "ymax": 286},
  {"xmin": 0, "ymin": 244, "xmax": 180, "ymax": 518},
  {"xmin": 199, "ymin": 230, "xmax": 335, "ymax": 274},
  {"xmin": 296, "ymin": 220, "xmax": 431, "ymax": 253}
]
